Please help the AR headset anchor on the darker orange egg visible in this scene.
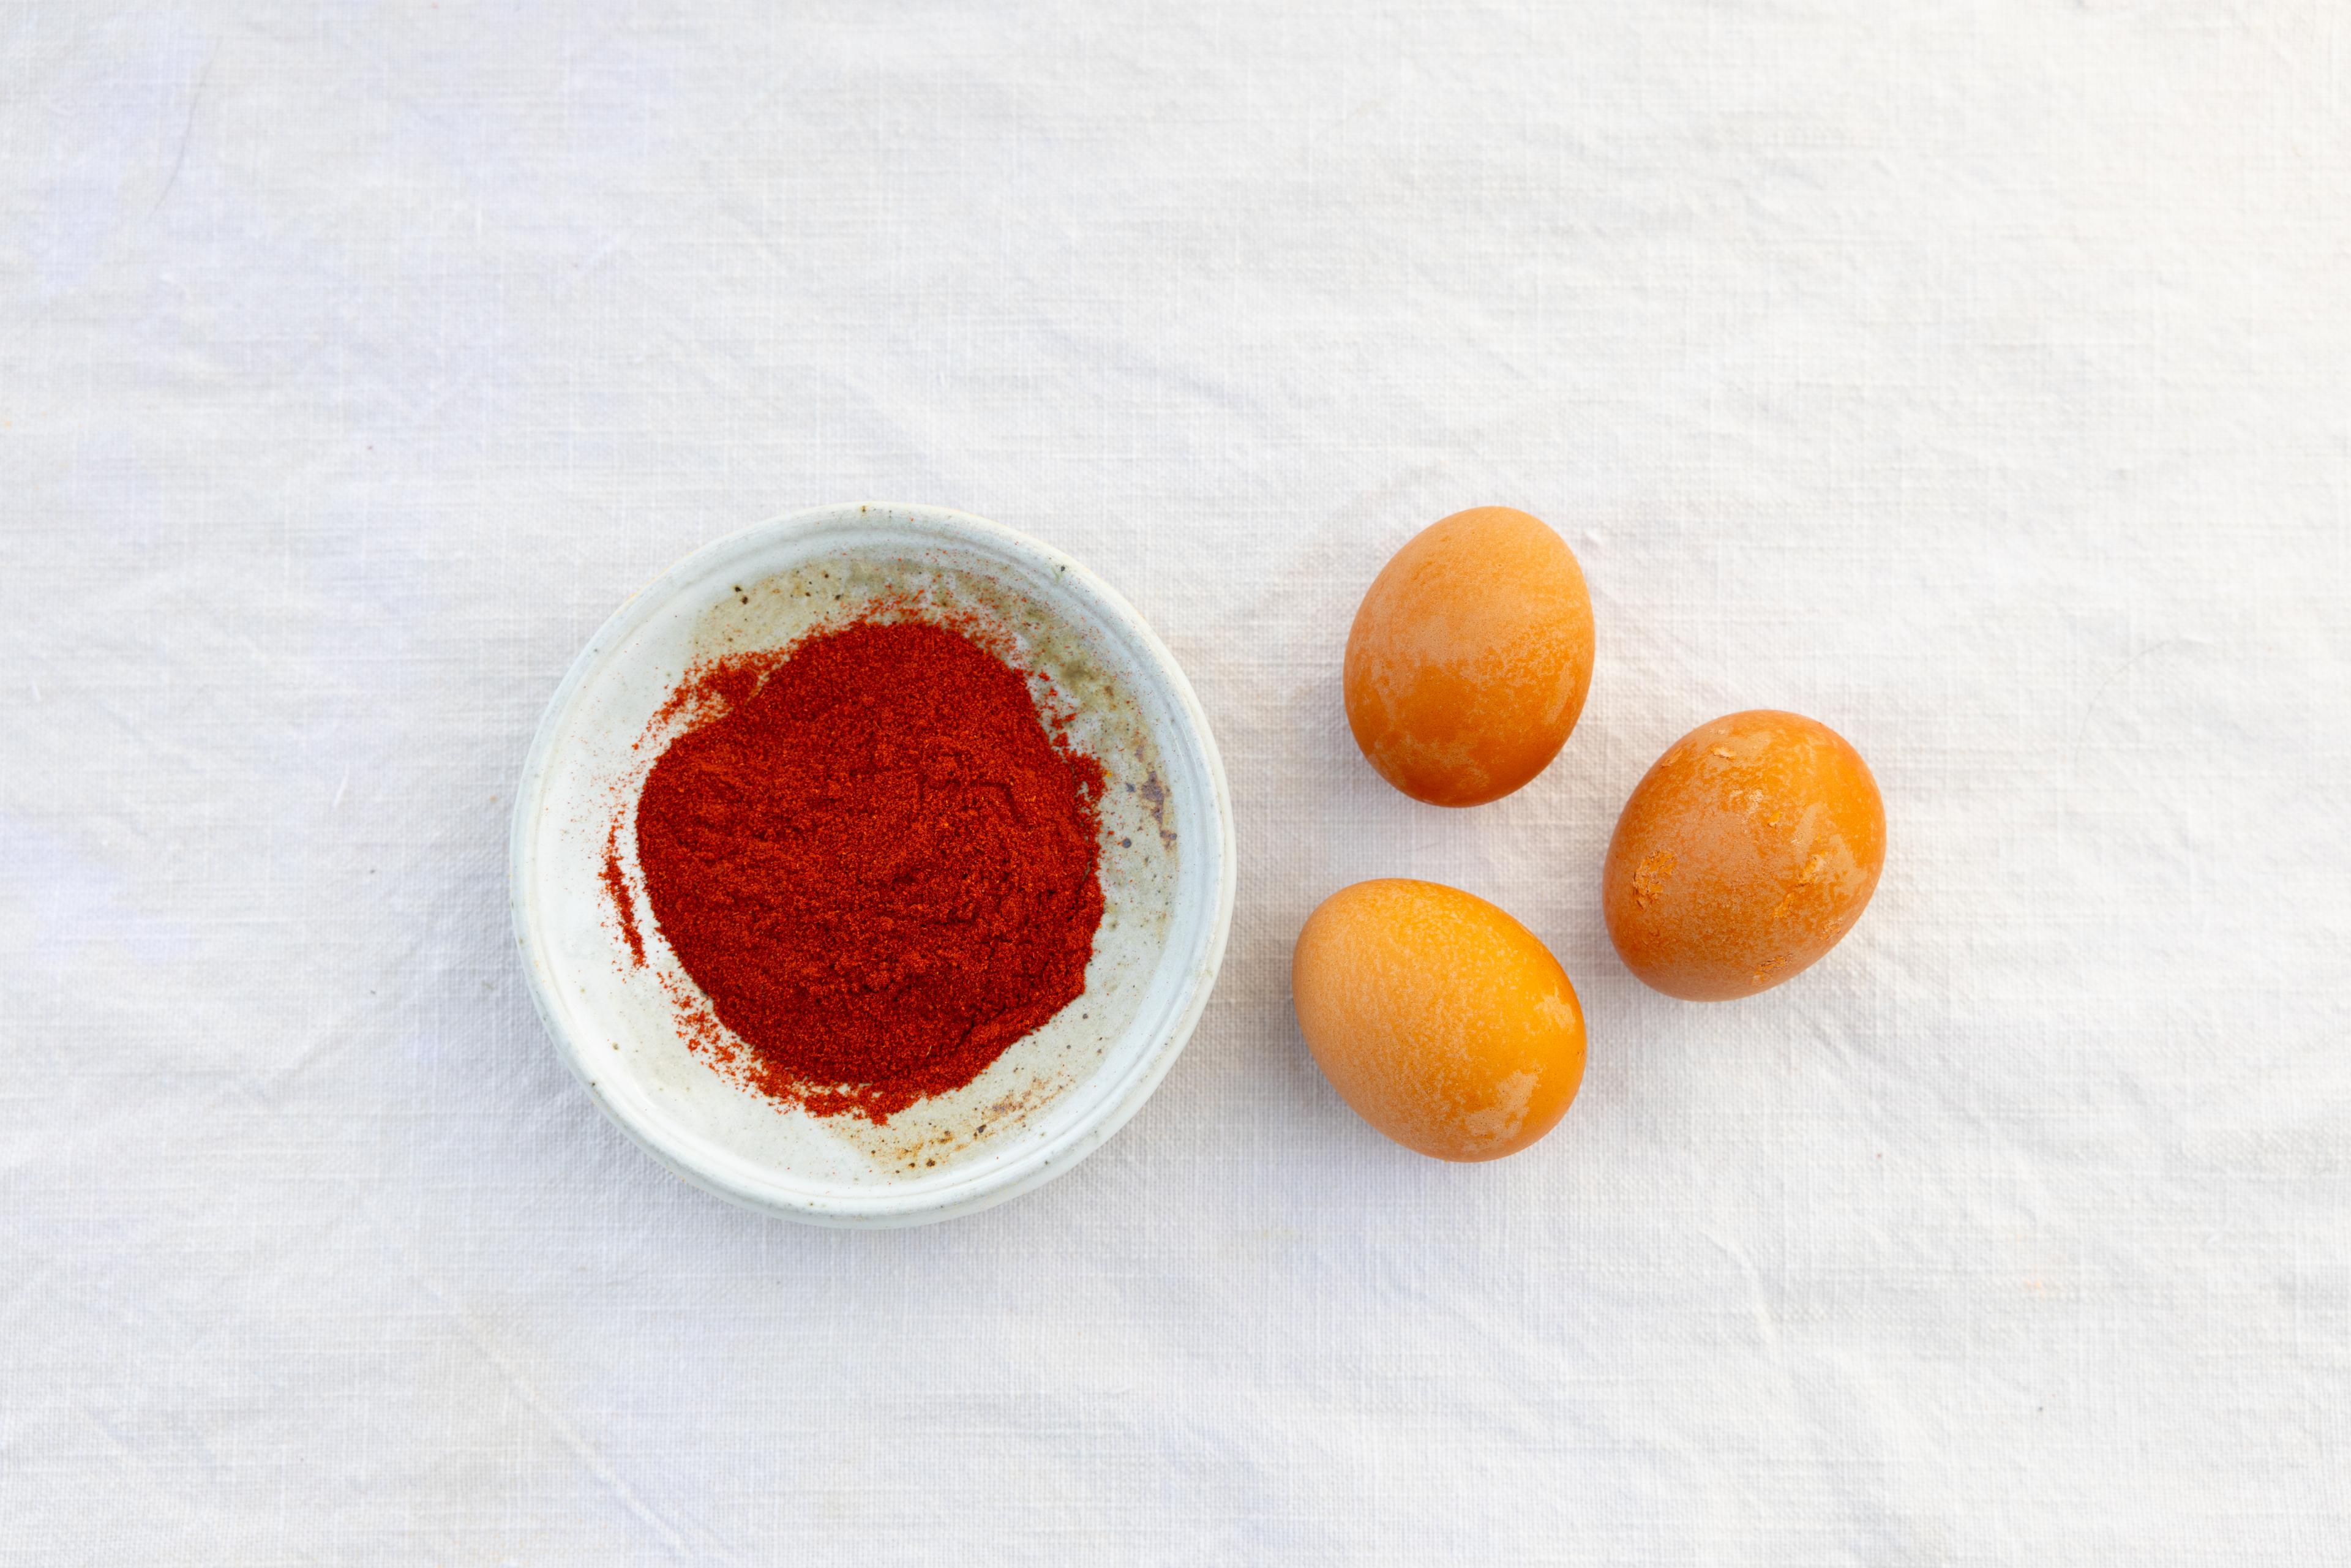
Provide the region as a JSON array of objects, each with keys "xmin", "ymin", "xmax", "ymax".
[
  {"xmin": 1603, "ymin": 711, "xmax": 1884, "ymax": 1001},
  {"xmin": 1343, "ymin": 508, "xmax": 1594, "ymax": 808}
]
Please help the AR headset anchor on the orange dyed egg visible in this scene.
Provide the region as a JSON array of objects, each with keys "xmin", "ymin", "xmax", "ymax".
[
  {"xmin": 1344, "ymin": 507, "xmax": 1595, "ymax": 807},
  {"xmin": 1291, "ymin": 879, "xmax": 1587, "ymax": 1161},
  {"xmin": 1603, "ymin": 711, "xmax": 1885, "ymax": 1002}
]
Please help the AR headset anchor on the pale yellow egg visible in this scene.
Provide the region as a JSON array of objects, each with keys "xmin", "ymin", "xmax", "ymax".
[{"xmin": 1291, "ymin": 879, "xmax": 1586, "ymax": 1161}]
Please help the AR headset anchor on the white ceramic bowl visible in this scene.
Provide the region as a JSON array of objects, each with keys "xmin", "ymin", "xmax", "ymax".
[{"xmin": 511, "ymin": 504, "xmax": 1234, "ymax": 1226}]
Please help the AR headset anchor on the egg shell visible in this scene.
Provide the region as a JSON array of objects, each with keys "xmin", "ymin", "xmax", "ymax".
[
  {"xmin": 1602, "ymin": 710, "xmax": 1884, "ymax": 1001},
  {"xmin": 1291, "ymin": 879, "xmax": 1586, "ymax": 1161},
  {"xmin": 1343, "ymin": 507, "xmax": 1595, "ymax": 808}
]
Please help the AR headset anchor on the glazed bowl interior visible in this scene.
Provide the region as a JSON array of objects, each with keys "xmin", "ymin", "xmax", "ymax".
[{"xmin": 510, "ymin": 504, "xmax": 1234, "ymax": 1226}]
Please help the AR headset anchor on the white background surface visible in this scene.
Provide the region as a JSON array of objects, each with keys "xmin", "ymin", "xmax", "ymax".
[{"xmin": 4, "ymin": 2, "xmax": 2347, "ymax": 1562}]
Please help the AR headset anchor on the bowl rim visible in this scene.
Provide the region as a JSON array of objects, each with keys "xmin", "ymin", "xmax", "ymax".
[{"xmin": 508, "ymin": 503, "xmax": 1236, "ymax": 1226}]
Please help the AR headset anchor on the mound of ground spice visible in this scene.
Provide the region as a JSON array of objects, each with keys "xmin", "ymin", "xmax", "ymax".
[{"xmin": 632, "ymin": 617, "xmax": 1106, "ymax": 1122}]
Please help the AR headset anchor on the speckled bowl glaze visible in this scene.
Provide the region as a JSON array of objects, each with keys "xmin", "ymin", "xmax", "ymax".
[{"xmin": 511, "ymin": 504, "xmax": 1235, "ymax": 1226}]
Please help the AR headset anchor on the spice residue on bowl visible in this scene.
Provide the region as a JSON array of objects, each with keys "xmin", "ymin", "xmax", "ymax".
[
  {"xmin": 624, "ymin": 613, "xmax": 1109, "ymax": 1123},
  {"xmin": 599, "ymin": 822, "xmax": 646, "ymax": 967}
]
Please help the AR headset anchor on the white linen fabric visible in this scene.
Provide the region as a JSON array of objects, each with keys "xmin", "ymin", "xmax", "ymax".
[{"xmin": 4, "ymin": 3, "xmax": 2347, "ymax": 1562}]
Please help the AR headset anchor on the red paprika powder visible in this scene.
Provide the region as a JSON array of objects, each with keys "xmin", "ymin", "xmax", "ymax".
[{"xmin": 631, "ymin": 615, "xmax": 1106, "ymax": 1122}]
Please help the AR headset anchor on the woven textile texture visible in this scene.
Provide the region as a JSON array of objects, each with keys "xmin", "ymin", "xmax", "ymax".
[{"xmin": 4, "ymin": 2, "xmax": 2347, "ymax": 1562}]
